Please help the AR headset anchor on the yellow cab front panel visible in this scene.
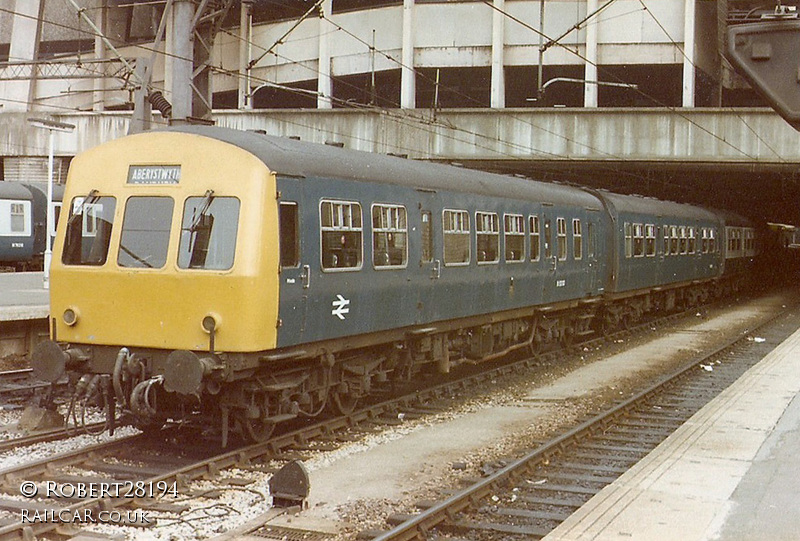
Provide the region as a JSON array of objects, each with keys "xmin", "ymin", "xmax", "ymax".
[{"xmin": 50, "ymin": 131, "xmax": 279, "ymax": 353}]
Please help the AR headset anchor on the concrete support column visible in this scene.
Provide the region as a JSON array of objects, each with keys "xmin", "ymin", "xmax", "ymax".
[
  {"xmin": 584, "ymin": 0, "xmax": 599, "ymax": 108},
  {"xmin": 401, "ymin": 0, "xmax": 416, "ymax": 109},
  {"xmin": 170, "ymin": 0, "xmax": 194, "ymax": 122},
  {"xmin": 3, "ymin": 0, "xmax": 44, "ymax": 112},
  {"xmin": 683, "ymin": 0, "xmax": 696, "ymax": 108},
  {"xmin": 490, "ymin": 0, "xmax": 505, "ymax": 109},
  {"xmin": 93, "ymin": 0, "xmax": 108, "ymax": 112},
  {"xmin": 239, "ymin": 1, "xmax": 253, "ymax": 109},
  {"xmin": 317, "ymin": 0, "xmax": 333, "ymax": 109}
]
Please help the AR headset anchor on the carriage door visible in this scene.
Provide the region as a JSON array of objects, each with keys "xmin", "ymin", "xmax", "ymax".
[
  {"xmin": 277, "ymin": 186, "xmax": 309, "ymax": 345},
  {"xmin": 416, "ymin": 190, "xmax": 440, "ymax": 324},
  {"xmin": 586, "ymin": 218, "xmax": 600, "ymax": 294},
  {"xmin": 540, "ymin": 210, "xmax": 557, "ymax": 302}
]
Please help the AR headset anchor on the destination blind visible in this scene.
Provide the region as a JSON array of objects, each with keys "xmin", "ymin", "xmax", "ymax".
[{"xmin": 127, "ymin": 165, "xmax": 181, "ymax": 185}]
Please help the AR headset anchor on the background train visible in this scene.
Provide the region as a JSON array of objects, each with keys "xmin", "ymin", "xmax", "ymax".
[
  {"xmin": 31, "ymin": 127, "xmax": 758, "ymax": 445},
  {"xmin": 0, "ymin": 182, "xmax": 64, "ymax": 272}
]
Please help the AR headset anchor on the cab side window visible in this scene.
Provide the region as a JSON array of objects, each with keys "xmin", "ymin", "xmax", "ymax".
[{"xmin": 279, "ymin": 202, "xmax": 299, "ymax": 269}]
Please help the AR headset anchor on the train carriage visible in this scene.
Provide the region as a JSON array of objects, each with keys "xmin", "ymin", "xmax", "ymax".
[
  {"xmin": 0, "ymin": 182, "xmax": 63, "ymax": 270},
  {"xmin": 0, "ymin": 182, "xmax": 35, "ymax": 266},
  {"xmin": 32, "ymin": 126, "xmax": 757, "ymax": 444},
  {"xmin": 718, "ymin": 210, "xmax": 758, "ymax": 285}
]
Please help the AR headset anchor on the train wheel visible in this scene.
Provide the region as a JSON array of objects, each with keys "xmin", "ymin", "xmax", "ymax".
[
  {"xmin": 242, "ymin": 416, "xmax": 275, "ymax": 443},
  {"xmin": 133, "ymin": 417, "xmax": 166, "ymax": 434},
  {"xmin": 332, "ymin": 391, "xmax": 359, "ymax": 416},
  {"xmin": 560, "ymin": 328, "xmax": 575, "ymax": 348}
]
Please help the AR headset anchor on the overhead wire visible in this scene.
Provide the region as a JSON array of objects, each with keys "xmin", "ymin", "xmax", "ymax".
[
  {"xmin": 0, "ymin": 3, "xmax": 730, "ymax": 192},
  {"xmin": 633, "ymin": 0, "xmax": 787, "ymax": 163},
  {"xmin": 221, "ymin": 28, "xmax": 577, "ymax": 162},
  {"xmin": 237, "ymin": 13, "xmax": 638, "ymax": 164},
  {"xmin": 482, "ymin": 0, "xmax": 766, "ymax": 162},
  {"xmin": 1, "ymin": 2, "xmax": 786, "ymax": 189},
  {"xmin": 238, "ymin": 11, "xmax": 696, "ymax": 187}
]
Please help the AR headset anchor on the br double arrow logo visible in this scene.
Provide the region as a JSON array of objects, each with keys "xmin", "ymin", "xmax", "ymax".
[{"xmin": 331, "ymin": 294, "xmax": 350, "ymax": 320}]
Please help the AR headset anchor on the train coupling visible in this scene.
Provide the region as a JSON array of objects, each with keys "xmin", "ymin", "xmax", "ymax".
[{"xmin": 31, "ymin": 340, "xmax": 90, "ymax": 383}]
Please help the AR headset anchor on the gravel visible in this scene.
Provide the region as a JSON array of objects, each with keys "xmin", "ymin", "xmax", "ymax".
[{"xmin": 0, "ymin": 292, "xmax": 788, "ymax": 541}]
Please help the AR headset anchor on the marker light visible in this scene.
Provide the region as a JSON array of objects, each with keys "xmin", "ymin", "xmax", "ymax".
[
  {"xmin": 202, "ymin": 315, "xmax": 218, "ymax": 333},
  {"xmin": 63, "ymin": 308, "xmax": 78, "ymax": 326}
]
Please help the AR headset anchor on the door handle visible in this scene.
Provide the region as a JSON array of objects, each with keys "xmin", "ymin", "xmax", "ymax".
[
  {"xmin": 431, "ymin": 259, "xmax": 441, "ymax": 280},
  {"xmin": 301, "ymin": 264, "xmax": 311, "ymax": 289}
]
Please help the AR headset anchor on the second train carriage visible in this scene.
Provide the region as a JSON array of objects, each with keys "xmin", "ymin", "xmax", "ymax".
[
  {"xmin": 0, "ymin": 181, "xmax": 64, "ymax": 271},
  {"xmin": 32, "ymin": 127, "xmax": 756, "ymax": 443}
]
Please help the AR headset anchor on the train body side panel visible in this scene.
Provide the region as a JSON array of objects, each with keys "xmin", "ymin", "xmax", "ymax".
[{"xmin": 275, "ymin": 175, "xmax": 605, "ymax": 348}]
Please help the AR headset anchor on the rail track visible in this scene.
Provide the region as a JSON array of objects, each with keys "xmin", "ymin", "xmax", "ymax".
[
  {"xmin": 0, "ymin": 369, "xmax": 42, "ymax": 401},
  {"xmin": 356, "ymin": 298, "xmax": 800, "ymax": 541},
  {"xmin": 0, "ymin": 294, "xmax": 745, "ymax": 541},
  {"xmin": 0, "ymin": 290, "xmax": 789, "ymax": 540}
]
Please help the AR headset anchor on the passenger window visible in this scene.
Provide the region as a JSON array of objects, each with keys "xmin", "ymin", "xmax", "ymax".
[
  {"xmin": 688, "ymin": 227, "xmax": 696, "ymax": 254},
  {"xmin": 633, "ymin": 223, "xmax": 644, "ymax": 257},
  {"xmin": 556, "ymin": 217, "xmax": 567, "ymax": 261},
  {"xmin": 279, "ymin": 202, "xmax": 300, "ymax": 269},
  {"xmin": 320, "ymin": 200, "xmax": 362, "ymax": 270},
  {"xmin": 504, "ymin": 214, "xmax": 525, "ymax": 262},
  {"xmin": 10, "ymin": 203, "xmax": 26, "ymax": 233},
  {"xmin": 118, "ymin": 196, "xmax": 173, "ymax": 269},
  {"xmin": 572, "ymin": 219, "xmax": 582, "ymax": 260},
  {"xmin": 443, "ymin": 209, "xmax": 470, "ymax": 266},
  {"xmin": 709, "ymin": 228, "xmax": 716, "ymax": 253},
  {"xmin": 420, "ymin": 211, "xmax": 433, "ymax": 264},
  {"xmin": 179, "ymin": 194, "xmax": 240, "ymax": 270},
  {"xmin": 476, "ymin": 211, "xmax": 499, "ymax": 264},
  {"xmin": 624, "ymin": 222, "xmax": 633, "ymax": 258},
  {"xmin": 529, "ymin": 215, "xmax": 540, "ymax": 262},
  {"xmin": 62, "ymin": 195, "xmax": 117, "ymax": 266},
  {"xmin": 670, "ymin": 226, "xmax": 678, "ymax": 255},
  {"xmin": 645, "ymin": 224, "xmax": 656, "ymax": 256},
  {"xmin": 372, "ymin": 204, "xmax": 408, "ymax": 268},
  {"xmin": 679, "ymin": 226, "xmax": 687, "ymax": 254}
]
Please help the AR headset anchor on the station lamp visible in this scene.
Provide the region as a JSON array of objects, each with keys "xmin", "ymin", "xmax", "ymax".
[{"xmin": 26, "ymin": 117, "xmax": 76, "ymax": 289}]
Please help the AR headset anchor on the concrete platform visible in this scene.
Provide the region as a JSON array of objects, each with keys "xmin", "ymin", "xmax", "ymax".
[
  {"xmin": 543, "ymin": 325, "xmax": 800, "ymax": 541},
  {"xmin": 0, "ymin": 272, "xmax": 48, "ymax": 321}
]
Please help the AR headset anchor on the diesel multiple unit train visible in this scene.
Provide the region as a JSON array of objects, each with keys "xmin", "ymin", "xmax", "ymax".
[
  {"xmin": 0, "ymin": 182, "xmax": 64, "ymax": 271},
  {"xmin": 31, "ymin": 127, "xmax": 757, "ymax": 444}
]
